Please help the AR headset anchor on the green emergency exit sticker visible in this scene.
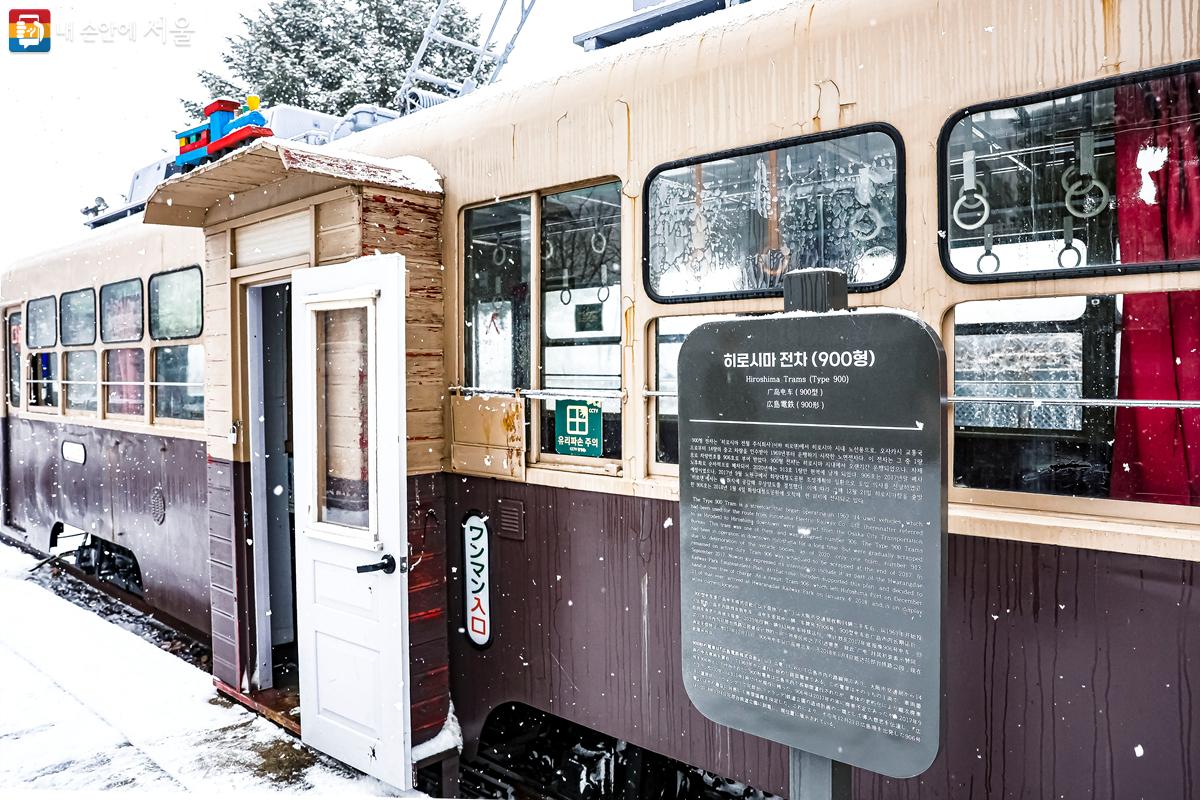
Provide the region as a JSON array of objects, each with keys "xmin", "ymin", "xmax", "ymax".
[{"xmin": 554, "ymin": 400, "xmax": 602, "ymax": 457}]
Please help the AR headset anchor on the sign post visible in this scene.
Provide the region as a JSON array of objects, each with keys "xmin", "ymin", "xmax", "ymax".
[{"xmin": 677, "ymin": 269, "xmax": 947, "ymax": 798}]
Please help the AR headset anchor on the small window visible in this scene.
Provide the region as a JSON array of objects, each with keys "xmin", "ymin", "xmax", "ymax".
[
  {"xmin": 152, "ymin": 345, "xmax": 203, "ymax": 421},
  {"xmin": 942, "ymin": 64, "xmax": 1200, "ymax": 281},
  {"xmin": 28, "ymin": 352, "xmax": 58, "ymax": 408},
  {"xmin": 539, "ymin": 182, "xmax": 622, "ymax": 459},
  {"xmin": 64, "ymin": 350, "xmax": 97, "ymax": 412},
  {"xmin": 316, "ymin": 307, "xmax": 370, "ymax": 528},
  {"xmin": 26, "ymin": 296, "xmax": 56, "ymax": 348},
  {"xmin": 149, "ymin": 267, "xmax": 202, "ymax": 340},
  {"xmin": 104, "ymin": 348, "xmax": 144, "ymax": 416},
  {"xmin": 101, "ymin": 279, "xmax": 143, "ymax": 343},
  {"xmin": 652, "ymin": 314, "xmax": 746, "ymax": 464},
  {"xmin": 7, "ymin": 312, "xmax": 21, "ymax": 408},
  {"xmin": 646, "ymin": 126, "xmax": 902, "ymax": 302},
  {"xmin": 463, "ymin": 199, "xmax": 531, "ymax": 392},
  {"xmin": 60, "ymin": 289, "xmax": 96, "ymax": 346},
  {"xmin": 953, "ymin": 289, "xmax": 1199, "ymax": 506}
]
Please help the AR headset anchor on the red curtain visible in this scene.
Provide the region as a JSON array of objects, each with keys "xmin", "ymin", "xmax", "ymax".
[{"xmin": 1109, "ymin": 76, "xmax": 1200, "ymax": 505}]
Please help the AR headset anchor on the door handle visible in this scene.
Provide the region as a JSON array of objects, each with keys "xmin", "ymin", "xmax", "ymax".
[{"xmin": 356, "ymin": 554, "xmax": 397, "ymax": 575}]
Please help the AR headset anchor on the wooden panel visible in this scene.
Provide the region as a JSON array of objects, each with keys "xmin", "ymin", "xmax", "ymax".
[
  {"xmin": 450, "ymin": 443, "xmax": 524, "ymax": 482},
  {"xmin": 361, "ymin": 189, "xmax": 447, "ymax": 475},
  {"xmin": 451, "ymin": 395, "xmax": 524, "ymax": 450}
]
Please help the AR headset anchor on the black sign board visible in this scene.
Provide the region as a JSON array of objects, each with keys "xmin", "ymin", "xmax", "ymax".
[{"xmin": 678, "ymin": 310, "xmax": 946, "ymax": 779}]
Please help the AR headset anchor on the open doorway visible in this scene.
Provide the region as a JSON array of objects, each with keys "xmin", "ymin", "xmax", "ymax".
[{"xmin": 246, "ymin": 282, "xmax": 299, "ymax": 728}]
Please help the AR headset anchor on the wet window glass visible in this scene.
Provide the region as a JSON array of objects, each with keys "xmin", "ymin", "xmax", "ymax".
[
  {"xmin": 60, "ymin": 289, "xmax": 96, "ymax": 346},
  {"xmin": 101, "ymin": 279, "xmax": 143, "ymax": 343},
  {"xmin": 943, "ymin": 67, "xmax": 1200, "ymax": 280},
  {"xmin": 647, "ymin": 129, "xmax": 900, "ymax": 300},
  {"xmin": 153, "ymin": 345, "xmax": 203, "ymax": 421},
  {"xmin": 539, "ymin": 182, "xmax": 622, "ymax": 459},
  {"xmin": 149, "ymin": 267, "xmax": 202, "ymax": 340},
  {"xmin": 28, "ymin": 352, "xmax": 57, "ymax": 408},
  {"xmin": 8, "ymin": 312, "xmax": 21, "ymax": 408},
  {"xmin": 953, "ymin": 290, "xmax": 1199, "ymax": 506},
  {"xmin": 64, "ymin": 350, "xmax": 97, "ymax": 412},
  {"xmin": 26, "ymin": 297, "xmax": 56, "ymax": 348},
  {"xmin": 317, "ymin": 307, "xmax": 370, "ymax": 529},
  {"xmin": 653, "ymin": 314, "xmax": 745, "ymax": 465},
  {"xmin": 104, "ymin": 348, "xmax": 144, "ymax": 416},
  {"xmin": 464, "ymin": 199, "xmax": 531, "ymax": 392}
]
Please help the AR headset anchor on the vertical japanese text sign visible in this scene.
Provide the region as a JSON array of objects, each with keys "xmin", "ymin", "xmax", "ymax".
[
  {"xmin": 677, "ymin": 310, "xmax": 947, "ymax": 779},
  {"xmin": 463, "ymin": 512, "xmax": 492, "ymax": 647}
]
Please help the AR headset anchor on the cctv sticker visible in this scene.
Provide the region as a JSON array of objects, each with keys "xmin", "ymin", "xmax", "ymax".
[{"xmin": 9, "ymin": 9, "xmax": 51, "ymax": 52}]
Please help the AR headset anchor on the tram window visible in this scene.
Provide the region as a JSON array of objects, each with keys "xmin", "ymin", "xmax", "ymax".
[
  {"xmin": 149, "ymin": 267, "xmax": 202, "ymax": 340},
  {"xmin": 943, "ymin": 65, "xmax": 1200, "ymax": 281},
  {"xmin": 104, "ymin": 348, "xmax": 145, "ymax": 417},
  {"xmin": 646, "ymin": 127, "xmax": 901, "ymax": 302},
  {"xmin": 152, "ymin": 345, "xmax": 203, "ymax": 421},
  {"xmin": 100, "ymin": 278, "xmax": 143, "ymax": 343},
  {"xmin": 64, "ymin": 351, "xmax": 97, "ymax": 412},
  {"xmin": 464, "ymin": 199, "xmax": 531, "ymax": 392},
  {"xmin": 60, "ymin": 288, "xmax": 96, "ymax": 347},
  {"xmin": 7, "ymin": 312, "xmax": 21, "ymax": 408},
  {"xmin": 316, "ymin": 307, "xmax": 370, "ymax": 529},
  {"xmin": 27, "ymin": 352, "xmax": 58, "ymax": 408},
  {"xmin": 953, "ymin": 290, "xmax": 1199, "ymax": 506},
  {"xmin": 539, "ymin": 182, "xmax": 622, "ymax": 459},
  {"xmin": 26, "ymin": 296, "xmax": 56, "ymax": 348},
  {"xmin": 652, "ymin": 314, "xmax": 745, "ymax": 465}
]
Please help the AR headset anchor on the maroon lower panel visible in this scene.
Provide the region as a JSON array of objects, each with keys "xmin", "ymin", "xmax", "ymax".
[
  {"xmin": 4, "ymin": 415, "xmax": 209, "ymax": 634},
  {"xmin": 447, "ymin": 476, "xmax": 1200, "ymax": 799}
]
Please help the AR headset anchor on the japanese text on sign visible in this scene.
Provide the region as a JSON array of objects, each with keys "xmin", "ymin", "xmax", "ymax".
[{"xmin": 462, "ymin": 512, "xmax": 491, "ymax": 647}]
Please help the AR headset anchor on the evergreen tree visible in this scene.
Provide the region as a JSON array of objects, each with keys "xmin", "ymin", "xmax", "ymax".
[{"xmin": 184, "ymin": 0, "xmax": 480, "ymax": 119}]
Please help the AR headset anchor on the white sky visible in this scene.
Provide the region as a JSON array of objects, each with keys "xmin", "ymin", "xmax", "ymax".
[{"xmin": 0, "ymin": 0, "xmax": 634, "ymax": 267}]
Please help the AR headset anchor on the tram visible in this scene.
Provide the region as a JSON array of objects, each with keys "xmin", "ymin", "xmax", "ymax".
[{"xmin": 3, "ymin": 0, "xmax": 1199, "ymax": 796}]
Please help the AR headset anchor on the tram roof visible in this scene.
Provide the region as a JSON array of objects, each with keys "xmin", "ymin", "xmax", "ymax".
[{"xmin": 145, "ymin": 138, "xmax": 442, "ymax": 227}]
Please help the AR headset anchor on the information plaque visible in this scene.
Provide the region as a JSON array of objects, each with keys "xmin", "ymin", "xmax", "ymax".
[{"xmin": 678, "ymin": 310, "xmax": 946, "ymax": 779}]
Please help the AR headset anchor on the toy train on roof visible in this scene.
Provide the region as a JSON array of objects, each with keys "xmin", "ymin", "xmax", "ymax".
[{"xmin": 175, "ymin": 95, "xmax": 274, "ymax": 170}]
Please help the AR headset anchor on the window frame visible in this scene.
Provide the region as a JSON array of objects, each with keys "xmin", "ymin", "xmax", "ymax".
[
  {"xmin": 7, "ymin": 311, "xmax": 22, "ymax": 410},
  {"xmin": 100, "ymin": 277, "xmax": 145, "ymax": 344},
  {"xmin": 148, "ymin": 265, "xmax": 204, "ymax": 342},
  {"xmin": 102, "ymin": 346, "xmax": 147, "ymax": 421},
  {"xmin": 640, "ymin": 122, "xmax": 907, "ymax": 304},
  {"xmin": 459, "ymin": 178, "xmax": 627, "ymax": 475},
  {"xmin": 62, "ymin": 349, "xmax": 99, "ymax": 415},
  {"xmin": 59, "ymin": 287, "xmax": 97, "ymax": 347},
  {"xmin": 26, "ymin": 350, "xmax": 60, "ymax": 412},
  {"xmin": 937, "ymin": 58, "xmax": 1200, "ymax": 284},
  {"xmin": 150, "ymin": 343, "xmax": 205, "ymax": 424},
  {"xmin": 25, "ymin": 295, "xmax": 57, "ymax": 349}
]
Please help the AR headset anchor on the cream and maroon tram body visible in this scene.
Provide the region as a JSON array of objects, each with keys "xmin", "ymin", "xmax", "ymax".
[{"xmin": 4, "ymin": 0, "xmax": 1200, "ymax": 795}]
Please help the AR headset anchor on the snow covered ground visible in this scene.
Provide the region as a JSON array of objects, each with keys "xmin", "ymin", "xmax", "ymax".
[{"xmin": 0, "ymin": 540, "xmax": 422, "ymax": 798}]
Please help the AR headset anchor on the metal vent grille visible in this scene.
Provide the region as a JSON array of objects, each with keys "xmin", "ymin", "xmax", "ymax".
[
  {"xmin": 496, "ymin": 498, "xmax": 525, "ymax": 541},
  {"xmin": 149, "ymin": 487, "xmax": 166, "ymax": 526}
]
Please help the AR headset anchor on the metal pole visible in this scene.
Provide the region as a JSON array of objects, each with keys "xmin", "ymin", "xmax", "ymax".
[{"xmin": 783, "ymin": 267, "xmax": 853, "ymax": 800}]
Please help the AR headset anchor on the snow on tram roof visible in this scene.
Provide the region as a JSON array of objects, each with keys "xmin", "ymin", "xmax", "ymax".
[{"xmin": 267, "ymin": 137, "xmax": 442, "ymax": 196}]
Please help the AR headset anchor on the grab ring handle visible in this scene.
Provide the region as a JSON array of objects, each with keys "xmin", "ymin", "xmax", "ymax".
[
  {"xmin": 1057, "ymin": 244, "xmax": 1083, "ymax": 269},
  {"xmin": 597, "ymin": 285, "xmax": 611, "ymax": 303},
  {"xmin": 849, "ymin": 206, "xmax": 884, "ymax": 242},
  {"xmin": 953, "ymin": 189, "xmax": 990, "ymax": 231},
  {"xmin": 1065, "ymin": 177, "xmax": 1110, "ymax": 219},
  {"xmin": 590, "ymin": 230, "xmax": 608, "ymax": 255},
  {"xmin": 560, "ymin": 288, "xmax": 572, "ymax": 306},
  {"xmin": 976, "ymin": 223, "xmax": 1000, "ymax": 273},
  {"xmin": 492, "ymin": 241, "xmax": 508, "ymax": 266}
]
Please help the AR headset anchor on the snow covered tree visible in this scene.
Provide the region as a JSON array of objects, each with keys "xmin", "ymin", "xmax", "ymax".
[{"xmin": 183, "ymin": 0, "xmax": 481, "ymax": 119}]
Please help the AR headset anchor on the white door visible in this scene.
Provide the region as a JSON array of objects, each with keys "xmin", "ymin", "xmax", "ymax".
[{"xmin": 291, "ymin": 255, "xmax": 412, "ymax": 789}]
